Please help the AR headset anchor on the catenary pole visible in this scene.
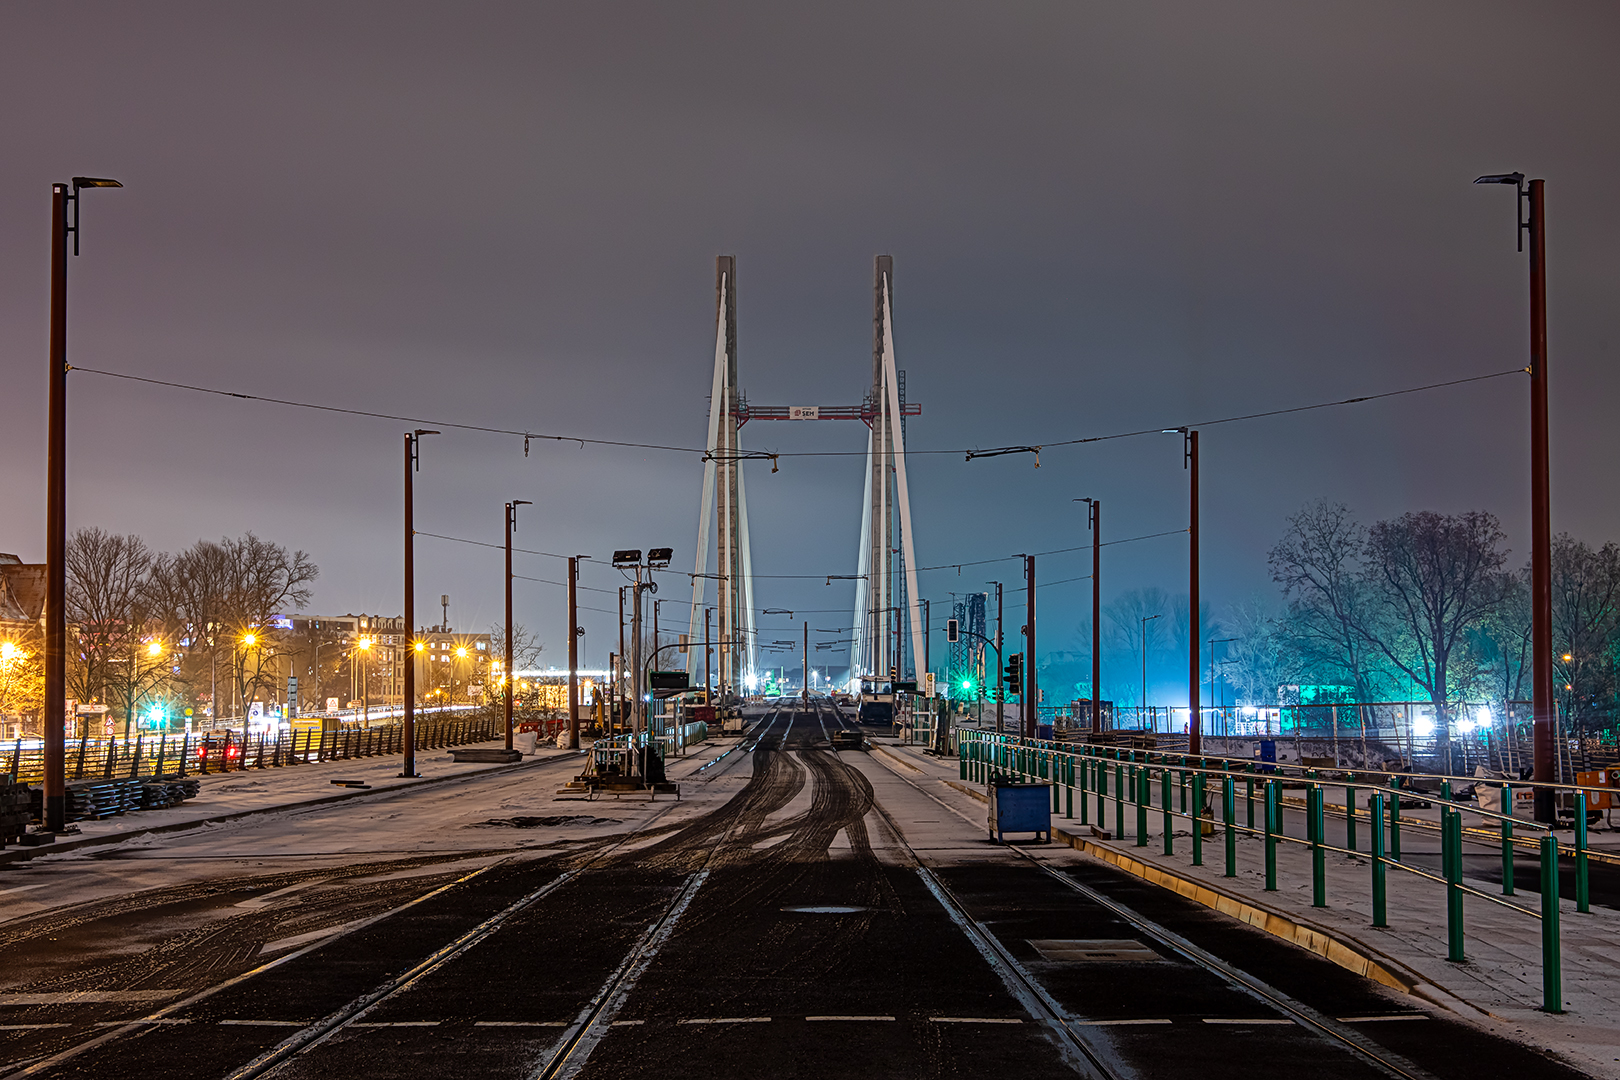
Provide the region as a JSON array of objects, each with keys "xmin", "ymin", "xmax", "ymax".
[
  {"xmin": 1025, "ymin": 555, "xmax": 1036, "ymax": 738},
  {"xmin": 1188, "ymin": 429, "xmax": 1201, "ymax": 756},
  {"xmin": 567, "ymin": 557, "xmax": 581, "ymax": 750}
]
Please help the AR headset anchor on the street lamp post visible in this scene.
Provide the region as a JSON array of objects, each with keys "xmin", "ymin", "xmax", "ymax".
[
  {"xmin": 1140, "ymin": 614, "xmax": 1161, "ymax": 730},
  {"xmin": 402, "ymin": 429, "xmax": 439, "ymax": 778},
  {"xmin": 504, "ymin": 500, "xmax": 531, "ymax": 752},
  {"xmin": 1476, "ymin": 171, "xmax": 1554, "ymax": 822},
  {"xmin": 44, "ymin": 176, "xmax": 121, "ymax": 833},
  {"xmin": 1208, "ymin": 637, "xmax": 1236, "ymax": 738},
  {"xmin": 567, "ymin": 555, "xmax": 587, "ymax": 751}
]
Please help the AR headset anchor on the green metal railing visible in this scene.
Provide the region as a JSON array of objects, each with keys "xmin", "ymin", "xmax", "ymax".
[{"xmin": 959, "ymin": 729, "xmax": 1590, "ymax": 1013}]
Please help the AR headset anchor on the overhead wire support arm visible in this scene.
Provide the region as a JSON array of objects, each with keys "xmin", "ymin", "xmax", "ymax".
[{"xmin": 965, "ymin": 445, "xmax": 1041, "ymax": 466}]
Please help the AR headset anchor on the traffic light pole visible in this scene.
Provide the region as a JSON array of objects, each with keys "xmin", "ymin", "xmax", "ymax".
[
  {"xmin": 993, "ymin": 582, "xmax": 1004, "ymax": 734},
  {"xmin": 567, "ymin": 556, "xmax": 582, "ymax": 750}
]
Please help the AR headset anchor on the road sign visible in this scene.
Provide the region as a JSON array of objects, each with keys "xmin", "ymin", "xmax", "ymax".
[
  {"xmin": 788, "ymin": 406, "xmax": 820, "ymax": 420},
  {"xmin": 651, "ymin": 670, "xmax": 690, "ymax": 690},
  {"xmin": 924, "ymin": 672, "xmax": 935, "ymax": 696}
]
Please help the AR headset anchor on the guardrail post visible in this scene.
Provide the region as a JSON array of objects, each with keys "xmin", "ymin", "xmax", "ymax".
[
  {"xmin": 1065, "ymin": 756, "xmax": 1074, "ymax": 820},
  {"xmin": 1223, "ymin": 774, "xmax": 1236, "ymax": 877},
  {"xmin": 1115, "ymin": 762, "xmax": 1125, "ymax": 839},
  {"xmin": 960, "ymin": 747, "xmax": 968, "ymax": 781},
  {"xmin": 1388, "ymin": 778, "xmax": 1401, "ymax": 862},
  {"xmin": 1078, "ymin": 755, "xmax": 1088, "ymax": 824},
  {"xmin": 1371, "ymin": 791, "xmax": 1387, "ymax": 927},
  {"xmin": 1541, "ymin": 835, "xmax": 1563, "ymax": 1013},
  {"xmin": 1264, "ymin": 779, "xmax": 1278, "ymax": 891},
  {"xmin": 1345, "ymin": 776, "xmax": 1357, "ymax": 852},
  {"xmin": 1245, "ymin": 772, "xmax": 1255, "ymax": 829},
  {"xmin": 1501, "ymin": 783, "xmax": 1515, "ymax": 895},
  {"xmin": 1311, "ymin": 785, "xmax": 1326, "ymax": 908},
  {"xmin": 1576, "ymin": 791, "xmax": 1590, "ymax": 914},
  {"xmin": 1136, "ymin": 766, "xmax": 1149, "ymax": 847},
  {"xmin": 1161, "ymin": 765, "xmax": 1174, "ymax": 854},
  {"xmin": 1444, "ymin": 807, "xmax": 1464, "ymax": 961},
  {"xmin": 1192, "ymin": 772, "xmax": 1204, "ymax": 867}
]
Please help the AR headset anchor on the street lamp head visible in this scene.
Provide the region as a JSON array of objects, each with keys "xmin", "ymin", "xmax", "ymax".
[
  {"xmin": 513, "ymin": 500, "xmax": 532, "ymax": 507},
  {"xmin": 612, "ymin": 549, "xmax": 642, "ymax": 568},
  {"xmin": 241, "ymin": 633, "xmax": 257, "ymax": 647},
  {"xmin": 147, "ymin": 640, "xmax": 163, "ymax": 657},
  {"xmin": 1474, "ymin": 172, "xmax": 1525, "ymax": 187},
  {"xmin": 358, "ymin": 637, "xmax": 373, "ymax": 651},
  {"xmin": 647, "ymin": 547, "xmax": 673, "ymax": 569},
  {"xmin": 71, "ymin": 177, "xmax": 122, "ymax": 190}
]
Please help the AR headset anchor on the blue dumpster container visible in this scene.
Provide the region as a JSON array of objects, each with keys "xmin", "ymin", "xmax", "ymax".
[
  {"xmin": 989, "ymin": 779, "xmax": 1051, "ymax": 843},
  {"xmin": 1036, "ymin": 722, "xmax": 1054, "ymax": 740},
  {"xmin": 1258, "ymin": 739, "xmax": 1277, "ymax": 774}
]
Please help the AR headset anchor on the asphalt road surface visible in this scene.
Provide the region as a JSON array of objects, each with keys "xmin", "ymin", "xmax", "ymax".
[{"xmin": 0, "ymin": 700, "xmax": 1592, "ymax": 1079}]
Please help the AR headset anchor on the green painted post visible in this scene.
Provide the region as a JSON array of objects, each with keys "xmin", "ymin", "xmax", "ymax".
[
  {"xmin": 1541, "ymin": 835, "xmax": 1563, "ymax": 1013},
  {"xmin": 1053, "ymin": 768, "xmax": 1061, "ymax": 813},
  {"xmin": 1370, "ymin": 791, "xmax": 1387, "ymax": 927},
  {"xmin": 1246, "ymin": 772, "xmax": 1255, "ymax": 829},
  {"xmin": 1179, "ymin": 764, "xmax": 1188, "ymax": 814},
  {"xmin": 1223, "ymin": 774, "xmax": 1236, "ymax": 877},
  {"xmin": 960, "ymin": 747, "xmax": 968, "ymax": 780},
  {"xmin": 1192, "ymin": 773, "xmax": 1204, "ymax": 867},
  {"xmin": 1345, "ymin": 777, "xmax": 1357, "ymax": 852},
  {"xmin": 1115, "ymin": 763, "xmax": 1125, "ymax": 838},
  {"xmin": 1389, "ymin": 779, "xmax": 1402, "ymax": 862},
  {"xmin": 1576, "ymin": 791, "xmax": 1590, "ymax": 914},
  {"xmin": 1077, "ymin": 755, "xmax": 1086, "ymax": 824},
  {"xmin": 1136, "ymin": 767, "xmax": 1149, "ymax": 847},
  {"xmin": 1162, "ymin": 765, "xmax": 1174, "ymax": 855},
  {"xmin": 1501, "ymin": 783, "xmax": 1515, "ymax": 896},
  {"xmin": 1264, "ymin": 780, "xmax": 1278, "ymax": 891},
  {"xmin": 1445, "ymin": 807, "xmax": 1464, "ymax": 961},
  {"xmin": 1311, "ymin": 785, "xmax": 1326, "ymax": 907}
]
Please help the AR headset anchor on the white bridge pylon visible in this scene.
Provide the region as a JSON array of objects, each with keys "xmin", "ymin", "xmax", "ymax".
[{"xmin": 686, "ymin": 255, "xmax": 924, "ymax": 699}]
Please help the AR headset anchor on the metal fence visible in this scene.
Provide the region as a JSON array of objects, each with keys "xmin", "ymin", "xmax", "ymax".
[
  {"xmin": 961, "ymin": 728, "xmax": 1596, "ymax": 1013},
  {"xmin": 3, "ymin": 713, "xmax": 501, "ymax": 787}
]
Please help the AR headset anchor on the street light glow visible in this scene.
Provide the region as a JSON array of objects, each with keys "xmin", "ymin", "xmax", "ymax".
[
  {"xmin": 241, "ymin": 633, "xmax": 257, "ymax": 647},
  {"xmin": 358, "ymin": 637, "xmax": 373, "ymax": 651},
  {"xmin": 456, "ymin": 646, "xmax": 468, "ymax": 658},
  {"xmin": 147, "ymin": 640, "xmax": 163, "ymax": 656}
]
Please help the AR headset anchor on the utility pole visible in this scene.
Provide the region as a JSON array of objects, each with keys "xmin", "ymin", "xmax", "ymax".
[
  {"xmin": 1476, "ymin": 171, "xmax": 1554, "ymax": 820},
  {"xmin": 1083, "ymin": 498, "xmax": 1102, "ymax": 736},
  {"xmin": 618, "ymin": 586, "xmax": 627, "ymax": 730},
  {"xmin": 631, "ymin": 568, "xmax": 643, "ymax": 740},
  {"xmin": 920, "ymin": 598, "xmax": 930, "ymax": 692},
  {"xmin": 1186, "ymin": 429, "xmax": 1201, "ymax": 756},
  {"xmin": 991, "ymin": 582, "xmax": 1004, "ymax": 734},
  {"xmin": 567, "ymin": 556, "xmax": 583, "ymax": 750},
  {"xmin": 704, "ymin": 607, "xmax": 713, "ymax": 699},
  {"xmin": 504, "ymin": 500, "xmax": 530, "ymax": 752},
  {"xmin": 44, "ymin": 176, "xmax": 121, "ymax": 833},
  {"xmin": 1024, "ymin": 555, "xmax": 1036, "ymax": 738},
  {"xmin": 402, "ymin": 429, "xmax": 438, "ymax": 778},
  {"xmin": 802, "ymin": 621, "xmax": 809, "ymax": 705}
]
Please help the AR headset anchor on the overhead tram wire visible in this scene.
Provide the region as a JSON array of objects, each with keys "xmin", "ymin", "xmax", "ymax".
[{"xmin": 73, "ymin": 364, "xmax": 1524, "ymax": 463}]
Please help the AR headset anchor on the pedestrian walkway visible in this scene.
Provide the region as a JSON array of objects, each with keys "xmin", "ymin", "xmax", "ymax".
[
  {"xmin": 873, "ymin": 739, "xmax": 1620, "ymax": 1080},
  {"xmin": 0, "ymin": 739, "xmax": 574, "ymax": 865}
]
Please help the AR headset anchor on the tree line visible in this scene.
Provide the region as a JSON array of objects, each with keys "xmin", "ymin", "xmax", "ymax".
[{"xmin": 3, "ymin": 528, "xmax": 318, "ymax": 731}]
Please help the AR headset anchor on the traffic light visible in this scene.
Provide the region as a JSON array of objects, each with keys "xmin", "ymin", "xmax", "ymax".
[
  {"xmin": 1004, "ymin": 653, "xmax": 1023, "ymax": 694},
  {"xmin": 889, "ymin": 666, "xmax": 897, "ymax": 684},
  {"xmin": 946, "ymin": 618, "xmax": 960, "ymax": 643}
]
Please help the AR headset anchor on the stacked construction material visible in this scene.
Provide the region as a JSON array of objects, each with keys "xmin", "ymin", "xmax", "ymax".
[
  {"xmin": 0, "ymin": 775, "xmax": 33, "ymax": 844},
  {"xmin": 64, "ymin": 778, "xmax": 145, "ymax": 820},
  {"xmin": 139, "ymin": 777, "xmax": 200, "ymax": 809}
]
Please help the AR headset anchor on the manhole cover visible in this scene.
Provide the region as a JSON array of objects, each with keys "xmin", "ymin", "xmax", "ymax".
[
  {"xmin": 782, "ymin": 905, "xmax": 867, "ymax": 914},
  {"xmin": 1028, "ymin": 939, "xmax": 1161, "ymax": 963}
]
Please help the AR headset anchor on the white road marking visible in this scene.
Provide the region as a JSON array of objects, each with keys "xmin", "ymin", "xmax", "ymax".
[
  {"xmin": 678, "ymin": 1017, "xmax": 771, "ymax": 1025},
  {"xmin": 234, "ymin": 878, "xmax": 331, "ymax": 909},
  {"xmin": 929, "ymin": 1017, "xmax": 1022, "ymax": 1024},
  {"xmin": 1071, "ymin": 1018, "xmax": 1172, "ymax": 1026},
  {"xmin": 805, "ymin": 1015, "xmax": 895, "ymax": 1021},
  {"xmin": 93, "ymin": 1019, "xmax": 191, "ymax": 1026},
  {"xmin": 1337, "ymin": 1015, "xmax": 1429, "ymax": 1023},
  {"xmin": 1, "ymin": 990, "xmax": 181, "ymax": 1005},
  {"xmin": 474, "ymin": 1020, "xmax": 567, "ymax": 1027},
  {"xmin": 1202, "ymin": 1018, "xmax": 1295, "ymax": 1025},
  {"xmin": 220, "ymin": 1020, "xmax": 306, "ymax": 1026},
  {"xmin": 610, "ymin": 1020, "xmax": 645, "ymax": 1026},
  {"xmin": 0, "ymin": 1024, "xmax": 71, "ymax": 1030},
  {"xmin": 351, "ymin": 1021, "xmax": 440, "ymax": 1027}
]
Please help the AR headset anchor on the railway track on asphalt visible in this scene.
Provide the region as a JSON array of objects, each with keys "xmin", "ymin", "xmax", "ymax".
[{"xmin": 833, "ymin": 701, "xmax": 1456, "ymax": 1080}]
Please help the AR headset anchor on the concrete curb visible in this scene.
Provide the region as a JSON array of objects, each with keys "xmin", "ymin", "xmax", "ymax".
[{"xmin": 0, "ymin": 752, "xmax": 566, "ymax": 866}]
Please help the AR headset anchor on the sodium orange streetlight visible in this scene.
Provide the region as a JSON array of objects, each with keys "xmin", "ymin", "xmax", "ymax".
[
  {"xmin": 455, "ymin": 646, "xmax": 467, "ymax": 658},
  {"xmin": 358, "ymin": 637, "xmax": 373, "ymax": 651},
  {"xmin": 147, "ymin": 640, "xmax": 163, "ymax": 657},
  {"xmin": 242, "ymin": 633, "xmax": 257, "ymax": 647},
  {"xmin": 0, "ymin": 642, "xmax": 20, "ymax": 662}
]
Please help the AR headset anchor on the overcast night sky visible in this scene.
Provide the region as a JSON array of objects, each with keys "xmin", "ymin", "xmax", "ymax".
[{"xmin": 2, "ymin": 2, "xmax": 1617, "ymax": 694}]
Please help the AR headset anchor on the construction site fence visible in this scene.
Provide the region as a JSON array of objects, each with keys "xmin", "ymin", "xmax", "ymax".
[
  {"xmin": 3, "ymin": 713, "xmax": 501, "ymax": 787},
  {"xmin": 1032, "ymin": 701, "xmax": 1614, "ymax": 779},
  {"xmin": 959, "ymin": 728, "xmax": 1601, "ymax": 1013}
]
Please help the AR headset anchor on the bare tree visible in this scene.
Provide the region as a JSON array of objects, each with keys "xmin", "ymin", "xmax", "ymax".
[
  {"xmin": 1359, "ymin": 510, "xmax": 1510, "ymax": 768},
  {"xmin": 64, "ymin": 528, "xmax": 162, "ymax": 735},
  {"xmin": 148, "ymin": 534, "xmax": 317, "ymax": 719},
  {"xmin": 1269, "ymin": 502, "xmax": 1384, "ymax": 702},
  {"xmin": 1471, "ymin": 566, "xmax": 1530, "ymax": 707},
  {"xmin": 1220, "ymin": 596, "xmax": 1295, "ymax": 707},
  {"xmin": 1549, "ymin": 534, "xmax": 1620, "ymax": 726},
  {"xmin": 1105, "ymin": 587, "xmax": 1170, "ymax": 707}
]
